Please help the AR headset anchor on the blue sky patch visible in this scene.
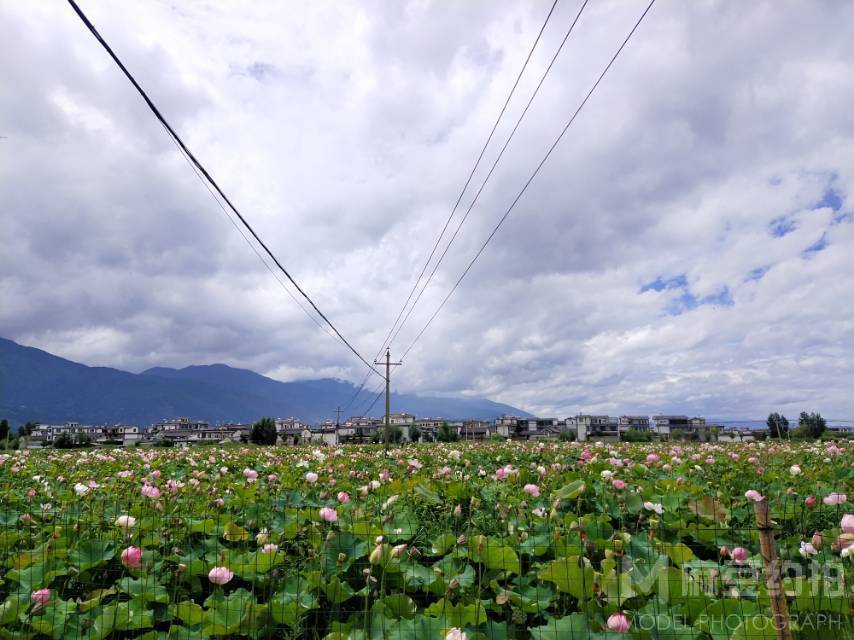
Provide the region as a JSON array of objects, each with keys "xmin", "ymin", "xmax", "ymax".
[
  {"xmin": 816, "ymin": 187, "xmax": 842, "ymax": 211},
  {"xmin": 745, "ymin": 266, "xmax": 770, "ymax": 282},
  {"xmin": 770, "ymin": 217, "xmax": 797, "ymax": 237},
  {"xmin": 803, "ymin": 232, "xmax": 828, "ymax": 256},
  {"xmin": 640, "ymin": 274, "xmax": 688, "ymax": 293},
  {"xmin": 700, "ymin": 286, "xmax": 734, "ymax": 307}
]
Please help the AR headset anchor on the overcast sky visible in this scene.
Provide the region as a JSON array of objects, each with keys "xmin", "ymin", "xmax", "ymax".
[{"xmin": 2, "ymin": 1, "xmax": 853, "ymax": 419}]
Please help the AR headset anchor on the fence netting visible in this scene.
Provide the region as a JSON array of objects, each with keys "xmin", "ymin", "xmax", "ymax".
[
  {"xmin": 1, "ymin": 491, "xmax": 851, "ymax": 639},
  {"xmin": 1, "ymin": 440, "xmax": 852, "ymax": 640}
]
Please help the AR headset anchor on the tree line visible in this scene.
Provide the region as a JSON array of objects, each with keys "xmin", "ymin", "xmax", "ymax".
[{"xmin": 766, "ymin": 411, "xmax": 828, "ymax": 439}]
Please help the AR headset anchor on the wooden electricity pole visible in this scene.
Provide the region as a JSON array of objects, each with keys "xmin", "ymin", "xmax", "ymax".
[
  {"xmin": 754, "ymin": 499, "xmax": 792, "ymax": 640},
  {"xmin": 374, "ymin": 349, "xmax": 401, "ymax": 455}
]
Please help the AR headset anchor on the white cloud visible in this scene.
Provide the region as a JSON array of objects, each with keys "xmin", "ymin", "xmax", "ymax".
[{"xmin": 1, "ymin": 0, "xmax": 852, "ymax": 419}]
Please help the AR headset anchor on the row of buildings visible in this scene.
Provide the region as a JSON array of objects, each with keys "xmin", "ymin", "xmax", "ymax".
[{"xmin": 26, "ymin": 413, "xmax": 758, "ymax": 448}]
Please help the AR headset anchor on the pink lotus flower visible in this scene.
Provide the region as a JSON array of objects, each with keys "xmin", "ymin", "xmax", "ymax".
[
  {"xmin": 208, "ymin": 566, "xmax": 234, "ymax": 585},
  {"xmin": 731, "ymin": 547, "xmax": 748, "ymax": 563},
  {"xmin": 319, "ymin": 507, "xmax": 338, "ymax": 522},
  {"xmin": 141, "ymin": 484, "xmax": 160, "ymax": 499},
  {"xmin": 261, "ymin": 543, "xmax": 279, "ymax": 553},
  {"xmin": 823, "ymin": 493, "xmax": 847, "ymax": 506},
  {"xmin": 305, "ymin": 472, "xmax": 319, "ymax": 484},
  {"xmin": 267, "ymin": 474, "xmax": 278, "ymax": 483},
  {"xmin": 337, "ymin": 491, "xmax": 350, "ymax": 504},
  {"xmin": 445, "ymin": 629, "xmax": 467, "ymax": 640},
  {"xmin": 121, "ymin": 546, "xmax": 143, "ymax": 569},
  {"xmin": 646, "ymin": 454, "xmax": 659, "ymax": 464},
  {"xmin": 612, "ymin": 479, "xmax": 626, "ymax": 490},
  {"xmin": 799, "ymin": 541, "xmax": 818, "ymax": 557},
  {"xmin": 805, "ymin": 495, "xmax": 817, "ymax": 508},
  {"xmin": 243, "ymin": 468, "xmax": 258, "ymax": 482},
  {"xmin": 744, "ymin": 490, "xmax": 764, "ymax": 503},
  {"xmin": 31, "ymin": 589, "xmax": 51, "ymax": 605},
  {"xmin": 523, "ymin": 484, "xmax": 540, "ymax": 498},
  {"xmin": 607, "ymin": 612, "xmax": 630, "ymax": 633},
  {"xmin": 841, "ymin": 514, "xmax": 854, "ymax": 534}
]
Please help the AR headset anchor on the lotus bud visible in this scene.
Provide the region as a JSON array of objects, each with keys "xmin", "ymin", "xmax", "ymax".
[
  {"xmin": 811, "ymin": 531, "xmax": 823, "ymax": 549},
  {"xmin": 605, "ymin": 549, "xmax": 615, "ymax": 559},
  {"xmin": 447, "ymin": 577, "xmax": 460, "ymax": 591},
  {"xmin": 369, "ymin": 544, "xmax": 384, "ymax": 565},
  {"xmin": 457, "ymin": 534, "xmax": 466, "ymax": 546},
  {"xmin": 391, "ymin": 544, "xmax": 407, "ymax": 558}
]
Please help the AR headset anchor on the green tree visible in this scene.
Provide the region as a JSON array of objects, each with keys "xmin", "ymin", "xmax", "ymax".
[
  {"xmin": 0, "ymin": 419, "xmax": 9, "ymax": 441},
  {"xmin": 16, "ymin": 421, "xmax": 37, "ymax": 438},
  {"xmin": 436, "ymin": 423, "xmax": 458, "ymax": 443},
  {"xmin": 409, "ymin": 425, "xmax": 421, "ymax": 443},
  {"xmin": 250, "ymin": 417, "xmax": 278, "ymax": 446},
  {"xmin": 54, "ymin": 433, "xmax": 73, "ymax": 449},
  {"xmin": 798, "ymin": 412, "xmax": 826, "ymax": 438},
  {"xmin": 378, "ymin": 425, "xmax": 403, "ymax": 444},
  {"xmin": 766, "ymin": 413, "xmax": 789, "ymax": 438}
]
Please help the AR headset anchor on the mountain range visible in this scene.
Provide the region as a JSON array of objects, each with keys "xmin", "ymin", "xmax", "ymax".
[{"xmin": 0, "ymin": 337, "xmax": 529, "ymax": 426}]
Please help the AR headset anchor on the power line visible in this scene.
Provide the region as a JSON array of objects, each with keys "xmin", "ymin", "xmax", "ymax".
[
  {"xmin": 344, "ymin": 0, "xmax": 568, "ymax": 412},
  {"xmin": 387, "ymin": 0, "xmax": 590, "ymax": 352},
  {"xmin": 163, "ymin": 121, "xmax": 338, "ymax": 343},
  {"xmin": 362, "ymin": 384, "xmax": 385, "ymax": 417},
  {"xmin": 66, "ymin": 0, "xmax": 381, "ymax": 379},
  {"xmin": 374, "ymin": 0, "xmax": 563, "ymax": 359},
  {"xmin": 400, "ymin": 0, "xmax": 657, "ymax": 360}
]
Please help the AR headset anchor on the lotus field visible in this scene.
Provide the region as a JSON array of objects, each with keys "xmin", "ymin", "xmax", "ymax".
[{"xmin": 0, "ymin": 440, "xmax": 851, "ymax": 639}]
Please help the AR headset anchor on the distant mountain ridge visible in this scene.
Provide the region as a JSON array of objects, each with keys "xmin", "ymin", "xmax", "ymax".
[{"xmin": 0, "ymin": 337, "xmax": 530, "ymax": 425}]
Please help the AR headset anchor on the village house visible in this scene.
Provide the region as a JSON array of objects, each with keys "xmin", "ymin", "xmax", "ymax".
[{"xmin": 619, "ymin": 416, "xmax": 651, "ymax": 432}]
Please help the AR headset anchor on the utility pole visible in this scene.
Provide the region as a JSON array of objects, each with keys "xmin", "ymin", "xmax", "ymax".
[
  {"xmin": 335, "ymin": 407, "xmax": 342, "ymax": 428},
  {"xmin": 374, "ymin": 348, "xmax": 402, "ymax": 455}
]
